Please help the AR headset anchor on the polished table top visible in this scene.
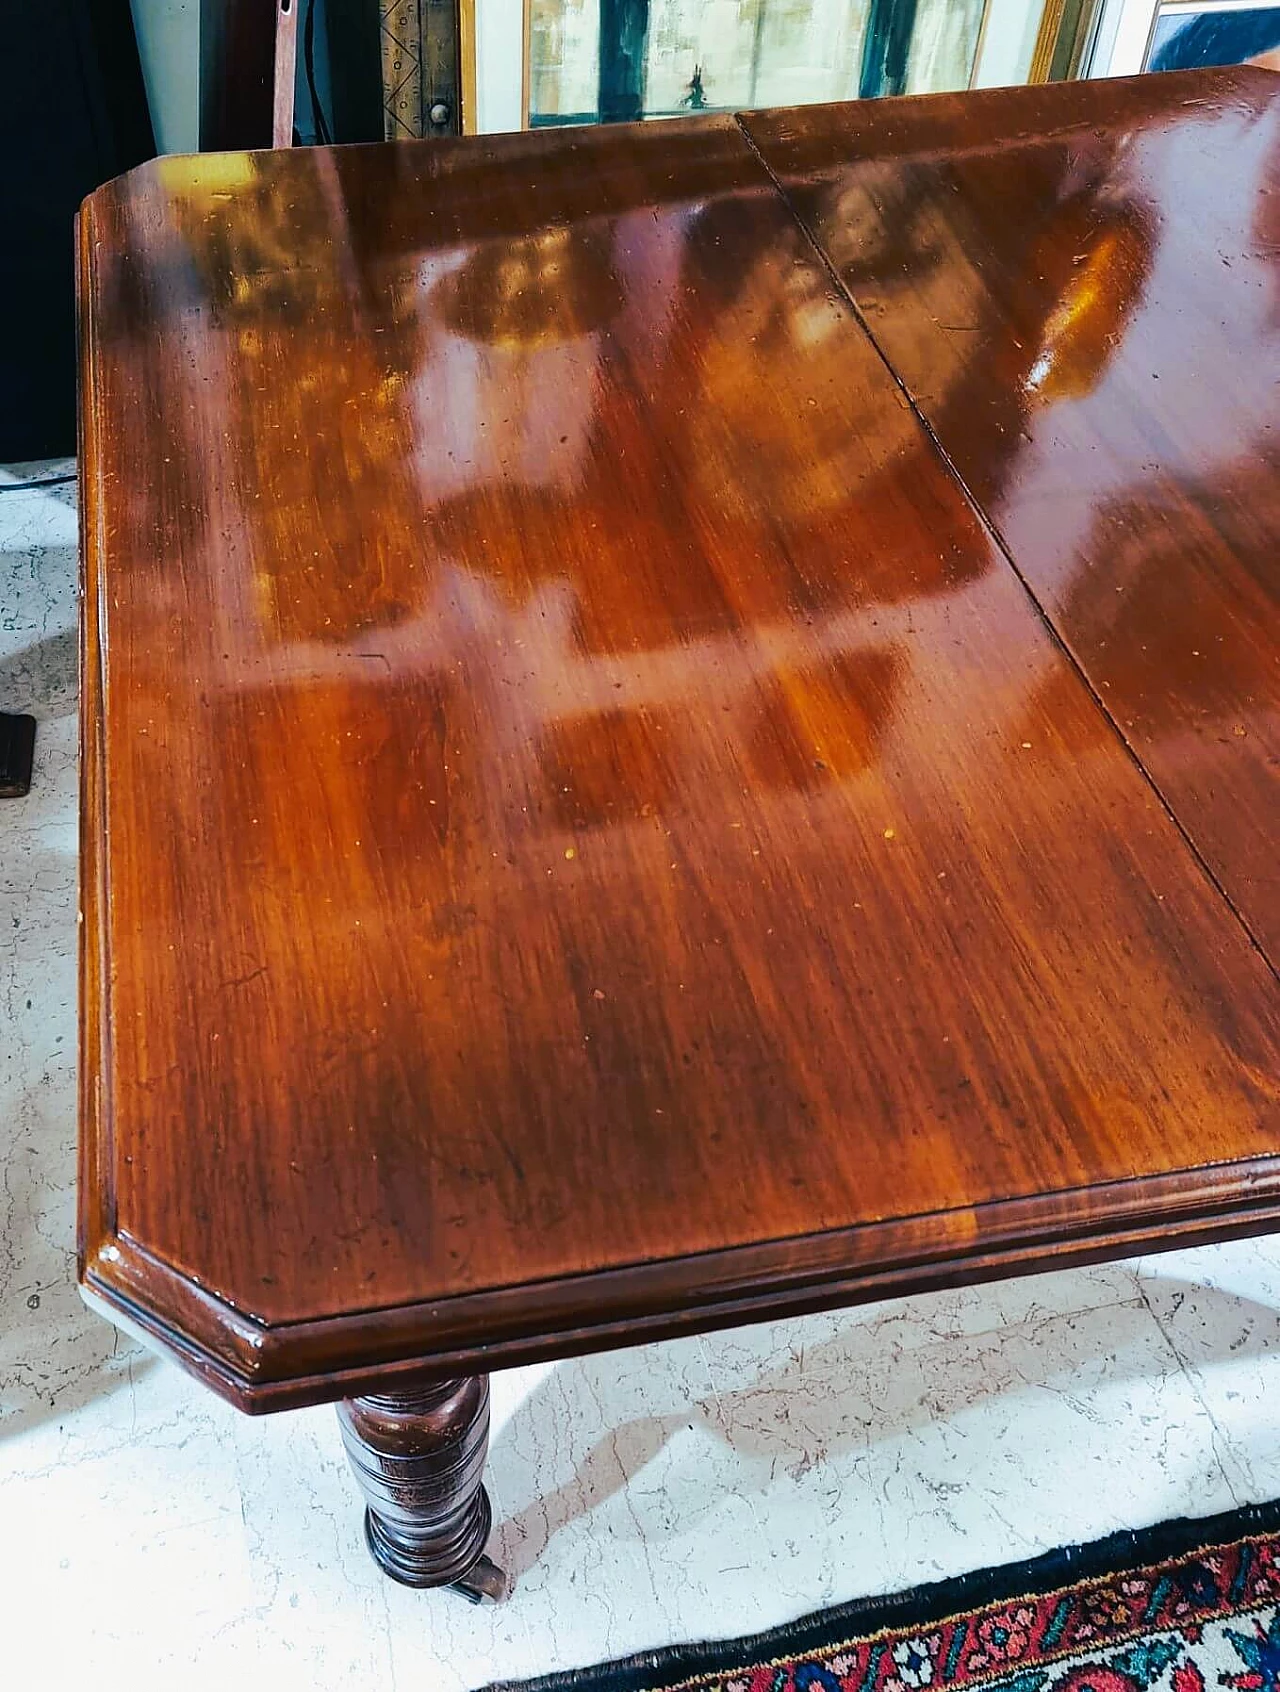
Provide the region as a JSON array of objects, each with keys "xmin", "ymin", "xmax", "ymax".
[{"xmin": 78, "ymin": 69, "xmax": 1280, "ymax": 1411}]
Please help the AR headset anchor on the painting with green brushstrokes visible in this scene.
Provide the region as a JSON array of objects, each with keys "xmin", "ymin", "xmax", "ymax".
[{"xmin": 526, "ymin": 0, "xmax": 989, "ymax": 126}]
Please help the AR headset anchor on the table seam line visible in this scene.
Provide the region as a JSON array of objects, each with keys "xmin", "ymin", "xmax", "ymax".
[{"xmin": 732, "ymin": 108, "xmax": 1277, "ymax": 988}]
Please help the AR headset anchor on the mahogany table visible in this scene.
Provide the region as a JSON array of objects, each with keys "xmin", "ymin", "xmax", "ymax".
[{"xmin": 77, "ymin": 68, "xmax": 1280, "ymax": 1599}]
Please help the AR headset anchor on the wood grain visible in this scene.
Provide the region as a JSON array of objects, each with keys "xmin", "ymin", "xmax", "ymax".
[
  {"xmin": 78, "ymin": 85, "xmax": 1280, "ymax": 1410},
  {"xmin": 743, "ymin": 67, "xmax": 1280, "ymax": 958}
]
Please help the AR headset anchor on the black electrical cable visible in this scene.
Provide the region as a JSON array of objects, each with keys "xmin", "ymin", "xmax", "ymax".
[
  {"xmin": 0, "ymin": 472, "xmax": 76, "ymax": 492},
  {"xmin": 304, "ymin": 0, "xmax": 333, "ymax": 144}
]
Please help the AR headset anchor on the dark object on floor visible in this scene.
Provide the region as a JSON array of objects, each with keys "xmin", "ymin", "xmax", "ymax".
[
  {"xmin": 0, "ymin": 714, "xmax": 36, "ymax": 797},
  {"xmin": 477, "ymin": 1500, "xmax": 1280, "ymax": 1692},
  {"xmin": 0, "ymin": 472, "xmax": 77, "ymax": 492},
  {"xmin": 0, "ymin": 0, "xmax": 153, "ymax": 460}
]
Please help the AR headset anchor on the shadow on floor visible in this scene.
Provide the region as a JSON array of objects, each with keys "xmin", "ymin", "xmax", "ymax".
[
  {"xmin": 0, "ymin": 724, "xmax": 155, "ymax": 1444},
  {"xmin": 0, "ymin": 627, "xmax": 78, "ymax": 718},
  {"xmin": 489, "ymin": 1277, "xmax": 1279, "ymax": 1582}
]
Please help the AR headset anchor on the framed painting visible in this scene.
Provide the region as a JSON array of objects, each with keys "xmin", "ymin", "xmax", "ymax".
[
  {"xmin": 461, "ymin": 0, "xmax": 1077, "ymax": 130},
  {"xmin": 1146, "ymin": 0, "xmax": 1280, "ymax": 68},
  {"xmin": 1080, "ymin": 0, "xmax": 1280, "ymax": 87}
]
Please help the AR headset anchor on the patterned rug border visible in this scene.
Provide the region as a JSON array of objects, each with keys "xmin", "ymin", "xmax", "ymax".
[{"xmin": 475, "ymin": 1498, "xmax": 1280, "ymax": 1692}]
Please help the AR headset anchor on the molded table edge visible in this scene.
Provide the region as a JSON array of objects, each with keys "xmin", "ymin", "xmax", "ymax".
[
  {"xmin": 74, "ymin": 107, "xmax": 1280, "ymax": 1417},
  {"xmin": 81, "ymin": 1162, "xmax": 1280, "ymax": 1411}
]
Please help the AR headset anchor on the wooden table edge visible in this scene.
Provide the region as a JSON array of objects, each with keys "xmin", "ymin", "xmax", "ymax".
[
  {"xmin": 73, "ymin": 171, "xmax": 1280, "ymax": 1417},
  {"xmin": 76, "ymin": 205, "xmax": 117, "ymax": 1275},
  {"xmin": 78, "ymin": 1161, "xmax": 1280, "ymax": 1412}
]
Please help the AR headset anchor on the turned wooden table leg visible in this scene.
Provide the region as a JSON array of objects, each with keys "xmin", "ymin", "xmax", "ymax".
[{"xmin": 337, "ymin": 1377, "xmax": 508, "ymax": 1600}]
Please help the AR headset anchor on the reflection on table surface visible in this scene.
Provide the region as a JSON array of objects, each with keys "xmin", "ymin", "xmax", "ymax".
[
  {"xmin": 77, "ymin": 80, "xmax": 1280, "ymax": 1317},
  {"xmin": 744, "ymin": 71, "xmax": 1280, "ymax": 947}
]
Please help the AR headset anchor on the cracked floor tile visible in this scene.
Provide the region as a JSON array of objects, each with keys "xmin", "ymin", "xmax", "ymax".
[{"xmin": 1133, "ymin": 1240, "xmax": 1280, "ymax": 1503}]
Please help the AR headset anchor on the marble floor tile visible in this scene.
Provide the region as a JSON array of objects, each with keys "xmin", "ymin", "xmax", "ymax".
[
  {"xmin": 1, "ymin": 467, "xmax": 1277, "ymax": 1691},
  {"xmin": 698, "ymin": 1286, "xmax": 1257, "ymax": 1626},
  {"xmin": 1134, "ymin": 1240, "xmax": 1280, "ymax": 1505}
]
